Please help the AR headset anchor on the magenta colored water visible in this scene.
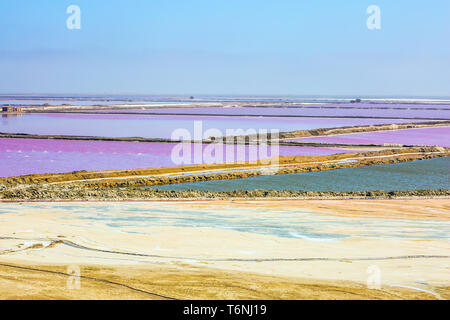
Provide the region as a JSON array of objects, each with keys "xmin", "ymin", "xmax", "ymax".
[
  {"xmin": 288, "ymin": 127, "xmax": 450, "ymax": 147},
  {"xmin": 88, "ymin": 105, "xmax": 450, "ymax": 119},
  {"xmin": 0, "ymin": 138, "xmax": 363, "ymax": 177},
  {"xmin": 0, "ymin": 113, "xmax": 427, "ymax": 139}
]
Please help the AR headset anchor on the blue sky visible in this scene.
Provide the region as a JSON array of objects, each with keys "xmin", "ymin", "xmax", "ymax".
[{"xmin": 0, "ymin": 0, "xmax": 449, "ymax": 96}]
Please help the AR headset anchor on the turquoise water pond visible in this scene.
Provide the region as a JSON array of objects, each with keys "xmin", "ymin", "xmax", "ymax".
[{"xmin": 151, "ymin": 157, "xmax": 450, "ymax": 192}]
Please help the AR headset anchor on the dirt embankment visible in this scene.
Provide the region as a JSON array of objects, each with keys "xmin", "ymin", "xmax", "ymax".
[
  {"xmin": 0, "ymin": 147, "xmax": 448, "ymax": 201},
  {"xmin": 0, "ymin": 132, "xmax": 178, "ymax": 143},
  {"xmin": 1, "ymin": 185, "xmax": 449, "ymax": 201}
]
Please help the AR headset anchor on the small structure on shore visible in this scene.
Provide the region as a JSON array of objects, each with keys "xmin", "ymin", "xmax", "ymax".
[{"xmin": 2, "ymin": 105, "xmax": 23, "ymax": 113}]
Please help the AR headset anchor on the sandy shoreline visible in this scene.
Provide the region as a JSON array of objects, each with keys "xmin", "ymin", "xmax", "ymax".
[
  {"xmin": 1, "ymin": 262, "xmax": 446, "ymax": 300},
  {"xmin": 1, "ymin": 194, "xmax": 449, "ymax": 203},
  {"xmin": 1, "ymin": 199, "xmax": 449, "ymax": 299}
]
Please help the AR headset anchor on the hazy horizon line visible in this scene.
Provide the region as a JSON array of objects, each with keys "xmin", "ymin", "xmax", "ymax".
[{"xmin": 1, "ymin": 93, "xmax": 450, "ymax": 100}]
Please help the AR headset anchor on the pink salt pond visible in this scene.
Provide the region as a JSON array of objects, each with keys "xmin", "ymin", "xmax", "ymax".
[
  {"xmin": 0, "ymin": 138, "xmax": 363, "ymax": 177},
  {"xmin": 287, "ymin": 126, "xmax": 450, "ymax": 147}
]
